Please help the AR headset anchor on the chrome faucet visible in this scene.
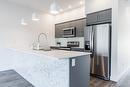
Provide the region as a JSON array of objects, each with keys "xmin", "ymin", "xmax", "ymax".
[
  {"xmin": 36, "ymin": 33, "xmax": 50, "ymax": 51},
  {"xmin": 38, "ymin": 33, "xmax": 47, "ymax": 43}
]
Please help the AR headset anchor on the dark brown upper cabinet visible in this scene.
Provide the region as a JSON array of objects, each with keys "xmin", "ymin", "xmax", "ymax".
[
  {"xmin": 86, "ymin": 13, "xmax": 98, "ymax": 25},
  {"xmin": 55, "ymin": 24, "xmax": 64, "ymax": 38},
  {"xmin": 86, "ymin": 9, "xmax": 112, "ymax": 25},
  {"xmin": 55, "ymin": 18, "xmax": 86, "ymax": 38}
]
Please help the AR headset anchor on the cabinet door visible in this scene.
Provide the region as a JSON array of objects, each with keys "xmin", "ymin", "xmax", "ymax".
[
  {"xmin": 98, "ymin": 9, "xmax": 112, "ymax": 23},
  {"xmin": 63, "ymin": 22, "xmax": 71, "ymax": 28},
  {"xmin": 55, "ymin": 24, "xmax": 63, "ymax": 38},
  {"xmin": 70, "ymin": 21, "xmax": 76, "ymax": 27},
  {"xmin": 69, "ymin": 56, "xmax": 90, "ymax": 87},
  {"xmin": 75, "ymin": 19, "xmax": 84, "ymax": 37},
  {"xmin": 82, "ymin": 18, "xmax": 86, "ymax": 37},
  {"xmin": 87, "ymin": 13, "xmax": 98, "ymax": 25},
  {"xmin": 82, "ymin": 18, "xmax": 86, "ymax": 28}
]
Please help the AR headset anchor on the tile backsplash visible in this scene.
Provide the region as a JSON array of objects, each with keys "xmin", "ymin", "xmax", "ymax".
[{"xmin": 55, "ymin": 37, "xmax": 84, "ymax": 48}]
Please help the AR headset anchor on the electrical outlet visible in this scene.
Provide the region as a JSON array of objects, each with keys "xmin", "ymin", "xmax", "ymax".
[{"xmin": 72, "ymin": 59, "xmax": 76, "ymax": 67}]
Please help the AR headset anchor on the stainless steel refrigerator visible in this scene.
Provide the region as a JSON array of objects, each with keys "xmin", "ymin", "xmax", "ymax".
[{"xmin": 84, "ymin": 23, "xmax": 111, "ymax": 80}]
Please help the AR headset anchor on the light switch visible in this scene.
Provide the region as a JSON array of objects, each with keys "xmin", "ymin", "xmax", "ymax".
[{"xmin": 72, "ymin": 59, "xmax": 76, "ymax": 67}]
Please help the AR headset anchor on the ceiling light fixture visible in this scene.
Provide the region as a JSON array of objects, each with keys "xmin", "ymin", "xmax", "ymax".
[
  {"xmin": 32, "ymin": 13, "xmax": 40, "ymax": 21},
  {"xmin": 80, "ymin": 1, "xmax": 83, "ymax": 5},
  {"xmin": 50, "ymin": 0, "xmax": 59, "ymax": 14},
  {"xmin": 21, "ymin": 18, "xmax": 28, "ymax": 26}
]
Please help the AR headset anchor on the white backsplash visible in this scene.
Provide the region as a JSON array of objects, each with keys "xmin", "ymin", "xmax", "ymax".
[{"xmin": 55, "ymin": 37, "xmax": 84, "ymax": 48}]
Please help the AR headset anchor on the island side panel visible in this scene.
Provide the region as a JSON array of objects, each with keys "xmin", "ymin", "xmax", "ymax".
[
  {"xmin": 5, "ymin": 49, "xmax": 70, "ymax": 87},
  {"xmin": 69, "ymin": 55, "xmax": 90, "ymax": 87}
]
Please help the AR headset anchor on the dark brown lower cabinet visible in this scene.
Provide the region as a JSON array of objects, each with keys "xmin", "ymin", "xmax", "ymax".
[{"xmin": 69, "ymin": 55, "xmax": 90, "ymax": 87}]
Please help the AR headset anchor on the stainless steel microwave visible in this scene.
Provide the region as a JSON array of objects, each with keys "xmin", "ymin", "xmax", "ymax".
[{"xmin": 62, "ymin": 27, "xmax": 76, "ymax": 38}]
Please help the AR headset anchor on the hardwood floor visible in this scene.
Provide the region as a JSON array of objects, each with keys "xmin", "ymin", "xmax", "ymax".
[
  {"xmin": 90, "ymin": 71, "xmax": 130, "ymax": 87},
  {"xmin": 0, "ymin": 70, "xmax": 34, "ymax": 87},
  {"xmin": 0, "ymin": 70, "xmax": 130, "ymax": 87},
  {"xmin": 90, "ymin": 77, "xmax": 117, "ymax": 87}
]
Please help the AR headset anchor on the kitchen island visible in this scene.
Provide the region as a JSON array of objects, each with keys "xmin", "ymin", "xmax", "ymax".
[{"xmin": 0, "ymin": 48, "xmax": 91, "ymax": 87}]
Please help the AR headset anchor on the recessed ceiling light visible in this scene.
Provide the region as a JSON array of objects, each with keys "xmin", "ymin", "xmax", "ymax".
[
  {"xmin": 68, "ymin": 5, "xmax": 72, "ymax": 9},
  {"xmin": 80, "ymin": 1, "xmax": 83, "ymax": 5}
]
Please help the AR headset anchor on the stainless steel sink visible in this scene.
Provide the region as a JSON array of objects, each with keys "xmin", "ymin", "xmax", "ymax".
[{"xmin": 33, "ymin": 48, "xmax": 51, "ymax": 51}]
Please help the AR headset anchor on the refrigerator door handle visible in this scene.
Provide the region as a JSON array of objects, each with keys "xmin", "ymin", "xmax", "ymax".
[
  {"xmin": 89, "ymin": 27, "xmax": 92, "ymax": 52},
  {"xmin": 91, "ymin": 27, "xmax": 94, "ymax": 53},
  {"xmin": 89, "ymin": 27, "xmax": 92, "ymax": 51},
  {"xmin": 90, "ymin": 26, "xmax": 94, "ymax": 55}
]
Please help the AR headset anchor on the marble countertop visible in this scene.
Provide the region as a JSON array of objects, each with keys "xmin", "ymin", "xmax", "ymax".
[{"xmin": 9, "ymin": 48, "xmax": 91, "ymax": 59}]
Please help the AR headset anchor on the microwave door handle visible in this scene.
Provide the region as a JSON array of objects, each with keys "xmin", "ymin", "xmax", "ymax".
[{"xmin": 71, "ymin": 29, "xmax": 73, "ymax": 35}]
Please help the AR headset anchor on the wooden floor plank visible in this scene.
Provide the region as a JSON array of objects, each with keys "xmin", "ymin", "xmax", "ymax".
[
  {"xmin": 1, "ymin": 70, "xmax": 130, "ymax": 87},
  {"xmin": 90, "ymin": 77, "xmax": 117, "ymax": 87},
  {"xmin": 0, "ymin": 74, "xmax": 22, "ymax": 84},
  {"xmin": 0, "ymin": 70, "xmax": 34, "ymax": 87}
]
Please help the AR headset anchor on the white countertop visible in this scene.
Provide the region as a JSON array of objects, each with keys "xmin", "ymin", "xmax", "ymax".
[{"xmin": 9, "ymin": 48, "xmax": 91, "ymax": 59}]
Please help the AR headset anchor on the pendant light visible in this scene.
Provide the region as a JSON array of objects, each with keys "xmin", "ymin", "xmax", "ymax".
[
  {"xmin": 32, "ymin": 12, "xmax": 40, "ymax": 21},
  {"xmin": 50, "ymin": 0, "xmax": 59, "ymax": 14},
  {"xmin": 21, "ymin": 18, "xmax": 28, "ymax": 26}
]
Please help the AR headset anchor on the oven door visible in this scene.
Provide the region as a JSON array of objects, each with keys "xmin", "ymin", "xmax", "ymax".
[{"xmin": 63, "ymin": 27, "xmax": 76, "ymax": 37}]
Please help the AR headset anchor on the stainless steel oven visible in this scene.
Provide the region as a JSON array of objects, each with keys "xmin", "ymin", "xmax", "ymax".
[{"xmin": 63, "ymin": 27, "xmax": 76, "ymax": 38}]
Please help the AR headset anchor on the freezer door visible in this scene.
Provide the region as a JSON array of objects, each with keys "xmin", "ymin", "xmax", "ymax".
[
  {"xmin": 84, "ymin": 26, "xmax": 93, "ymax": 52},
  {"xmin": 91, "ymin": 24, "xmax": 111, "ymax": 80}
]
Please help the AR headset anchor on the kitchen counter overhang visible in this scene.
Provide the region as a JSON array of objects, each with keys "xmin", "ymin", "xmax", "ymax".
[
  {"xmin": 0, "ymin": 48, "xmax": 91, "ymax": 87},
  {"xmin": 10, "ymin": 48, "xmax": 91, "ymax": 59}
]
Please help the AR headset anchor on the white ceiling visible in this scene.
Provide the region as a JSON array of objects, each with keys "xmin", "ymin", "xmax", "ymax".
[{"xmin": 6, "ymin": 0, "xmax": 85, "ymax": 13}]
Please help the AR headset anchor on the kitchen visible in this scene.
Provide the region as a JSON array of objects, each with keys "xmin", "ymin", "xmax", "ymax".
[
  {"xmin": 53, "ymin": 8, "xmax": 112, "ymax": 85},
  {"xmin": 0, "ymin": 0, "xmax": 130, "ymax": 87}
]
